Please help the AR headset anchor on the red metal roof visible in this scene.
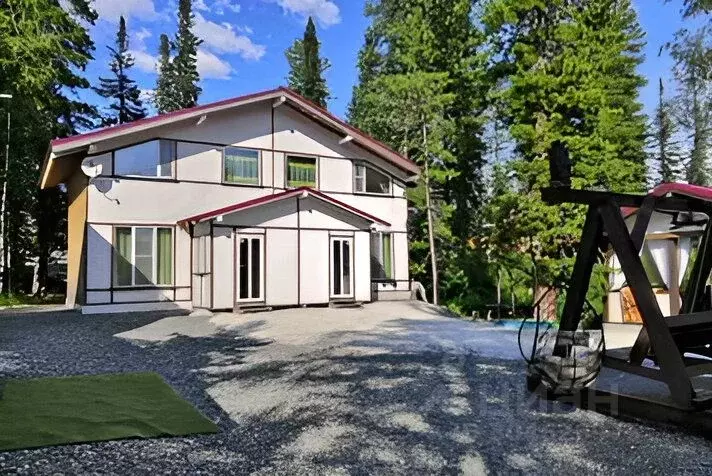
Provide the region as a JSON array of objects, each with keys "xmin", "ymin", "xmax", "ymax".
[
  {"xmin": 49, "ymin": 87, "xmax": 418, "ymax": 175},
  {"xmin": 178, "ymin": 187, "xmax": 391, "ymax": 226},
  {"xmin": 622, "ymin": 182, "xmax": 712, "ymax": 218}
]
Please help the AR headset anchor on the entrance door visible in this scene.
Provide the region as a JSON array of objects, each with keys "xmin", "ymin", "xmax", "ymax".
[
  {"xmin": 330, "ymin": 236, "xmax": 354, "ymax": 298},
  {"xmin": 236, "ymin": 234, "xmax": 264, "ymax": 303}
]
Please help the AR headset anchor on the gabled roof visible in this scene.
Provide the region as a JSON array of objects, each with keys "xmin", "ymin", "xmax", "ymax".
[
  {"xmin": 42, "ymin": 87, "xmax": 418, "ymax": 189},
  {"xmin": 178, "ymin": 187, "xmax": 391, "ymax": 227}
]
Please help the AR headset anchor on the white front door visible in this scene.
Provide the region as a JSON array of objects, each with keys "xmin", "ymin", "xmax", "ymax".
[
  {"xmin": 236, "ymin": 234, "xmax": 264, "ymax": 303},
  {"xmin": 330, "ymin": 236, "xmax": 354, "ymax": 298}
]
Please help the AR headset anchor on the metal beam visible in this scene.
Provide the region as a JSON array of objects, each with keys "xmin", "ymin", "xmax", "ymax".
[{"xmin": 541, "ymin": 187, "xmax": 710, "ymax": 214}]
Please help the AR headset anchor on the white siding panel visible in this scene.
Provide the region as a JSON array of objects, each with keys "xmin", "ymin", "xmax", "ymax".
[
  {"xmin": 273, "ymin": 152, "xmax": 285, "ymax": 188},
  {"xmin": 354, "ymin": 231, "xmax": 371, "ymax": 302},
  {"xmin": 299, "ymin": 230, "xmax": 329, "ymax": 304},
  {"xmin": 87, "ymin": 181, "xmax": 270, "ymax": 223},
  {"xmin": 176, "ymin": 287, "xmax": 191, "ymax": 301},
  {"xmin": 265, "ymin": 229, "xmax": 298, "ymax": 306},
  {"xmin": 176, "ymin": 142, "xmax": 221, "ymax": 183},
  {"xmin": 219, "ymin": 199, "xmax": 298, "ymax": 228},
  {"xmin": 212, "ymin": 228, "xmax": 234, "ymax": 309},
  {"xmin": 87, "ymin": 224, "xmax": 113, "ymax": 289},
  {"xmin": 86, "ymin": 291, "xmax": 111, "ymax": 304},
  {"xmin": 175, "ymin": 227, "xmax": 191, "ymax": 287},
  {"xmin": 321, "ymin": 193, "xmax": 407, "ymax": 231},
  {"xmin": 298, "ymin": 197, "xmax": 369, "ymax": 230},
  {"xmin": 274, "ymin": 106, "xmax": 345, "ymax": 158},
  {"xmin": 393, "ymin": 232, "xmax": 410, "ymax": 283},
  {"xmin": 320, "ymin": 157, "xmax": 353, "ymax": 193},
  {"xmin": 262, "ymin": 150, "xmax": 274, "ymax": 188},
  {"xmin": 113, "ymin": 289, "xmax": 174, "ymax": 303}
]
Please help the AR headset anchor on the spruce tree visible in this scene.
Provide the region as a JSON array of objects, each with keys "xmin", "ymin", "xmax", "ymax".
[
  {"xmin": 172, "ymin": 0, "xmax": 202, "ymax": 109},
  {"xmin": 93, "ymin": 16, "xmax": 146, "ymax": 125},
  {"xmin": 285, "ymin": 17, "xmax": 330, "ymax": 107},
  {"xmin": 483, "ymin": 0, "xmax": 648, "ymax": 294},
  {"xmin": 669, "ymin": 27, "xmax": 712, "ymax": 186},
  {"xmin": 155, "ymin": 34, "xmax": 177, "ymax": 114},
  {"xmin": 649, "ymin": 78, "xmax": 683, "ymax": 184}
]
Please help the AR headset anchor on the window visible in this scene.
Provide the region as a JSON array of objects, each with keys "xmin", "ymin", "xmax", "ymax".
[
  {"xmin": 224, "ymin": 147, "xmax": 260, "ymax": 184},
  {"xmin": 114, "ymin": 140, "xmax": 174, "ymax": 177},
  {"xmin": 354, "ymin": 164, "xmax": 391, "ymax": 194},
  {"xmin": 114, "ymin": 227, "xmax": 173, "ymax": 286},
  {"xmin": 371, "ymin": 232, "xmax": 393, "ymax": 279},
  {"xmin": 287, "ymin": 156, "xmax": 317, "ymax": 188}
]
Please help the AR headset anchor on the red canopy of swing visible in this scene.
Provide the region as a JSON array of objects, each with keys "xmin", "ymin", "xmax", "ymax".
[{"xmin": 622, "ymin": 182, "xmax": 712, "ymax": 218}]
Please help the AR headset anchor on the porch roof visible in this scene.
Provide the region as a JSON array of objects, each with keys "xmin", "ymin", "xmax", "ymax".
[{"xmin": 177, "ymin": 187, "xmax": 391, "ymax": 227}]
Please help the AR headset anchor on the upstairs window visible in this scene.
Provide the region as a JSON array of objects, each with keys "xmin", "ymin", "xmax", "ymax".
[
  {"xmin": 371, "ymin": 232, "xmax": 393, "ymax": 279},
  {"xmin": 224, "ymin": 147, "xmax": 260, "ymax": 185},
  {"xmin": 114, "ymin": 140, "xmax": 174, "ymax": 178},
  {"xmin": 114, "ymin": 227, "xmax": 173, "ymax": 287},
  {"xmin": 287, "ymin": 156, "xmax": 317, "ymax": 188},
  {"xmin": 354, "ymin": 164, "xmax": 390, "ymax": 194}
]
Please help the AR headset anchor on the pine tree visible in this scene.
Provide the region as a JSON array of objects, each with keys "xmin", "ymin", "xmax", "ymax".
[
  {"xmin": 349, "ymin": 0, "xmax": 490, "ymax": 310},
  {"xmin": 285, "ymin": 17, "xmax": 330, "ymax": 107},
  {"xmin": 172, "ymin": 0, "xmax": 202, "ymax": 109},
  {"xmin": 483, "ymin": 0, "xmax": 648, "ymax": 295},
  {"xmin": 682, "ymin": 0, "xmax": 712, "ymax": 17},
  {"xmin": 648, "ymin": 78, "xmax": 683, "ymax": 184},
  {"xmin": 669, "ymin": 27, "xmax": 712, "ymax": 186},
  {"xmin": 93, "ymin": 16, "xmax": 146, "ymax": 125},
  {"xmin": 155, "ymin": 34, "xmax": 177, "ymax": 114}
]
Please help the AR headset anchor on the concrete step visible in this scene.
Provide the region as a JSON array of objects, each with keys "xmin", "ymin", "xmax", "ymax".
[
  {"xmin": 329, "ymin": 300, "xmax": 364, "ymax": 309},
  {"xmin": 234, "ymin": 303, "xmax": 273, "ymax": 314}
]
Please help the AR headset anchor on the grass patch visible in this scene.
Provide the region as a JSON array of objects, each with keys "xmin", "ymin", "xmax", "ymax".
[
  {"xmin": 0, "ymin": 293, "xmax": 64, "ymax": 307},
  {"xmin": 0, "ymin": 372, "xmax": 218, "ymax": 451}
]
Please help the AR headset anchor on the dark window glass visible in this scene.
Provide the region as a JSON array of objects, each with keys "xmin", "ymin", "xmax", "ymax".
[
  {"xmin": 251, "ymin": 238, "xmax": 261, "ymax": 298},
  {"xmin": 333, "ymin": 241, "xmax": 341, "ymax": 295},
  {"xmin": 239, "ymin": 238, "xmax": 249, "ymax": 299}
]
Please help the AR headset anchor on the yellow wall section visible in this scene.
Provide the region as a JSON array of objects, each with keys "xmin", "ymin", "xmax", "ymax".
[{"xmin": 65, "ymin": 171, "xmax": 88, "ymax": 307}]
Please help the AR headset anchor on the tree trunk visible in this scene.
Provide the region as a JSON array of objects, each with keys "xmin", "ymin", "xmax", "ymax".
[{"xmin": 422, "ymin": 122, "xmax": 438, "ymax": 305}]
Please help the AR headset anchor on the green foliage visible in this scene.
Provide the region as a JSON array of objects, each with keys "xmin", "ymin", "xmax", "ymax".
[
  {"xmin": 482, "ymin": 0, "xmax": 648, "ymax": 301},
  {"xmin": 285, "ymin": 17, "xmax": 330, "ymax": 107},
  {"xmin": 155, "ymin": 34, "xmax": 178, "ymax": 114},
  {"xmin": 0, "ymin": 0, "xmax": 97, "ymax": 294},
  {"xmin": 93, "ymin": 16, "xmax": 147, "ymax": 125},
  {"xmin": 669, "ymin": 26, "xmax": 712, "ymax": 185},
  {"xmin": 648, "ymin": 78, "xmax": 683, "ymax": 184}
]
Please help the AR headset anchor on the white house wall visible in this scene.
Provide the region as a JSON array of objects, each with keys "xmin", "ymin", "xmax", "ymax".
[
  {"xmin": 354, "ymin": 231, "xmax": 371, "ymax": 302},
  {"xmin": 299, "ymin": 230, "xmax": 330, "ymax": 304},
  {"xmin": 212, "ymin": 227, "xmax": 234, "ymax": 310}
]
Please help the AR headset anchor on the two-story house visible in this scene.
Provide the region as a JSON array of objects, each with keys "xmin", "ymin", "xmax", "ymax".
[{"xmin": 39, "ymin": 87, "xmax": 419, "ymax": 314}]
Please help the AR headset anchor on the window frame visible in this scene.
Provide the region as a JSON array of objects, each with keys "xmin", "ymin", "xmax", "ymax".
[
  {"xmin": 285, "ymin": 154, "xmax": 318, "ymax": 189},
  {"xmin": 353, "ymin": 162, "xmax": 392, "ymax": 195},
  {"xmin": 112, "ymin": 139, "xmax": 176, "ymax": 180},
  {"xmin": 371, "ymin": 231, "xmax": 395, "ymax": 281},
  {"xmin": 113, "ymin": 225, "xmax": 175, "ymax": 288},
  {"xmin": 222, "ymin": 146, "xmax": 262, "ymax": 186}
]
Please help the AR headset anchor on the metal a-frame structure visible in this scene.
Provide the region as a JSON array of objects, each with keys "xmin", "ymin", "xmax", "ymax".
[{"xmin": 543, "ymin": 184, "xmax": 712, "ymax": 410}]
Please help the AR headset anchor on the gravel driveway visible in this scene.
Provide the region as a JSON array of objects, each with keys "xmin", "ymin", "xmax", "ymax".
[{"xmin": 1, "ymin": 301, "xmax": 711, "ymax": 474}]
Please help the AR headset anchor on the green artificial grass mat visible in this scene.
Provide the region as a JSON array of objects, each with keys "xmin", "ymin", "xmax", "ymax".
[{"xmin": 0, "ymin": 372, "xmax": 218, "ymax": 451}]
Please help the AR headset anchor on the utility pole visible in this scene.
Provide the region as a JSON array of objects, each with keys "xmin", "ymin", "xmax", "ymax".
[{"xmin": 0, "ymin": 94, "xmax": 12, "ymax": 295}]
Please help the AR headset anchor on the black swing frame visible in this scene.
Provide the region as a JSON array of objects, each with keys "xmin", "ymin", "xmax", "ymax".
[{"xmin": 542, "ymin": 187, "xmax": 712, "ymax": 410}]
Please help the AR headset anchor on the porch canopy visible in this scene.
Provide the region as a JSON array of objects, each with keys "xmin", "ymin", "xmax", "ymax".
[{"xmin": 178, "ymin": 187, "xmax": 391, "ymax": 228}]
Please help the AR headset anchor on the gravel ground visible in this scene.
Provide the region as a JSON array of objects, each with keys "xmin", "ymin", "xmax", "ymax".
[{"xmin": 1, "ymin": 301, "xmax": 712, "ymax": 475}]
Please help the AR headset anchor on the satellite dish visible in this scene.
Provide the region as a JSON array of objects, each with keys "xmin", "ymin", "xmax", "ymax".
[{"xmin": 81, "ymin": 157, "xmax": 102, "ymax": 178}]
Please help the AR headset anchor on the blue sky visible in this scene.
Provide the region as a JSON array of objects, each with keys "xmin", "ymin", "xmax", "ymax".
[{"xmin": 81, "ymin": 0, "xmax": 700, "ymax": 120}]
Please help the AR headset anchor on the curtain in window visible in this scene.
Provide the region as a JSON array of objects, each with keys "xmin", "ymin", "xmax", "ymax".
[
  {"xmin": 225, "ymin": 148, "xmax": 259, "ymax": 184},
  {"xmin": 157, "ymin": 228, "xmax": 173, "ymax": 285},
  {"xmin": 382, "ymin": 234, "xmax": 392, "ymax": 279},
  {"xmin": 287, "ymin": 157, "xmax": 316, "ymax": 187},
  {"xmin": 115, "ymin": 228, "xmax": 132, "ymax": 286}
]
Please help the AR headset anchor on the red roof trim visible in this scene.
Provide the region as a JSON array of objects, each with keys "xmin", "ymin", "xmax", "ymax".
[
  {"xmin": 178, "ymin": 187, "xmax": 391, "ymax": 226},
  {"xmin": 622, "ymin": 182, "xmax": 712, "ymax": 218}
]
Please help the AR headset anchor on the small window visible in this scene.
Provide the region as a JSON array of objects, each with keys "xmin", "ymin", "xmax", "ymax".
[
  {"xmin": 114, "ymin": 140, "xmax": 174, "ymax": 177},
  {"xmin": 224, "ymin": 147, "xmax": 260, "ymax": 184},
  {"xmin": 114, "ymin": 226, "xmax": 173, "ymax": 286},
  {"xmin": 371, "ymin": 232, "xmax": 393, "ymax": 279},
  {"xmin": 354, "ymin": 164, "xmax": 390, "ymax": 194},
  {"xmin": 287, "ymin": 156, "xmax": 317, "ymax": 188}
]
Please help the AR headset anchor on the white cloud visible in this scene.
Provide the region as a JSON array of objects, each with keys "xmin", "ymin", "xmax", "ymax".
[
  {"xmin": 273, "ymin": 0, "xmax": 340, "ymax": 27},
  {"xmin": 213, "ymin": 0, "xmax": 241, "ymax": 15},
  {"xmin": 194, "ymin": 13, "xmax": 266, "ymax": 60},
  {"xmin": 93, "ymin": 0, "xmax": 158, "ymax": 22},
  {"xmin": 195, "ymin": 0, "xmax": 210, "ymax": 11},
  {"xmin": 130, "ymin": 50, "xmax": 159, "ymax": 73},
  {"xmin": 197, "ymin": 49, "xmax": 233, "ymax": 80}
]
